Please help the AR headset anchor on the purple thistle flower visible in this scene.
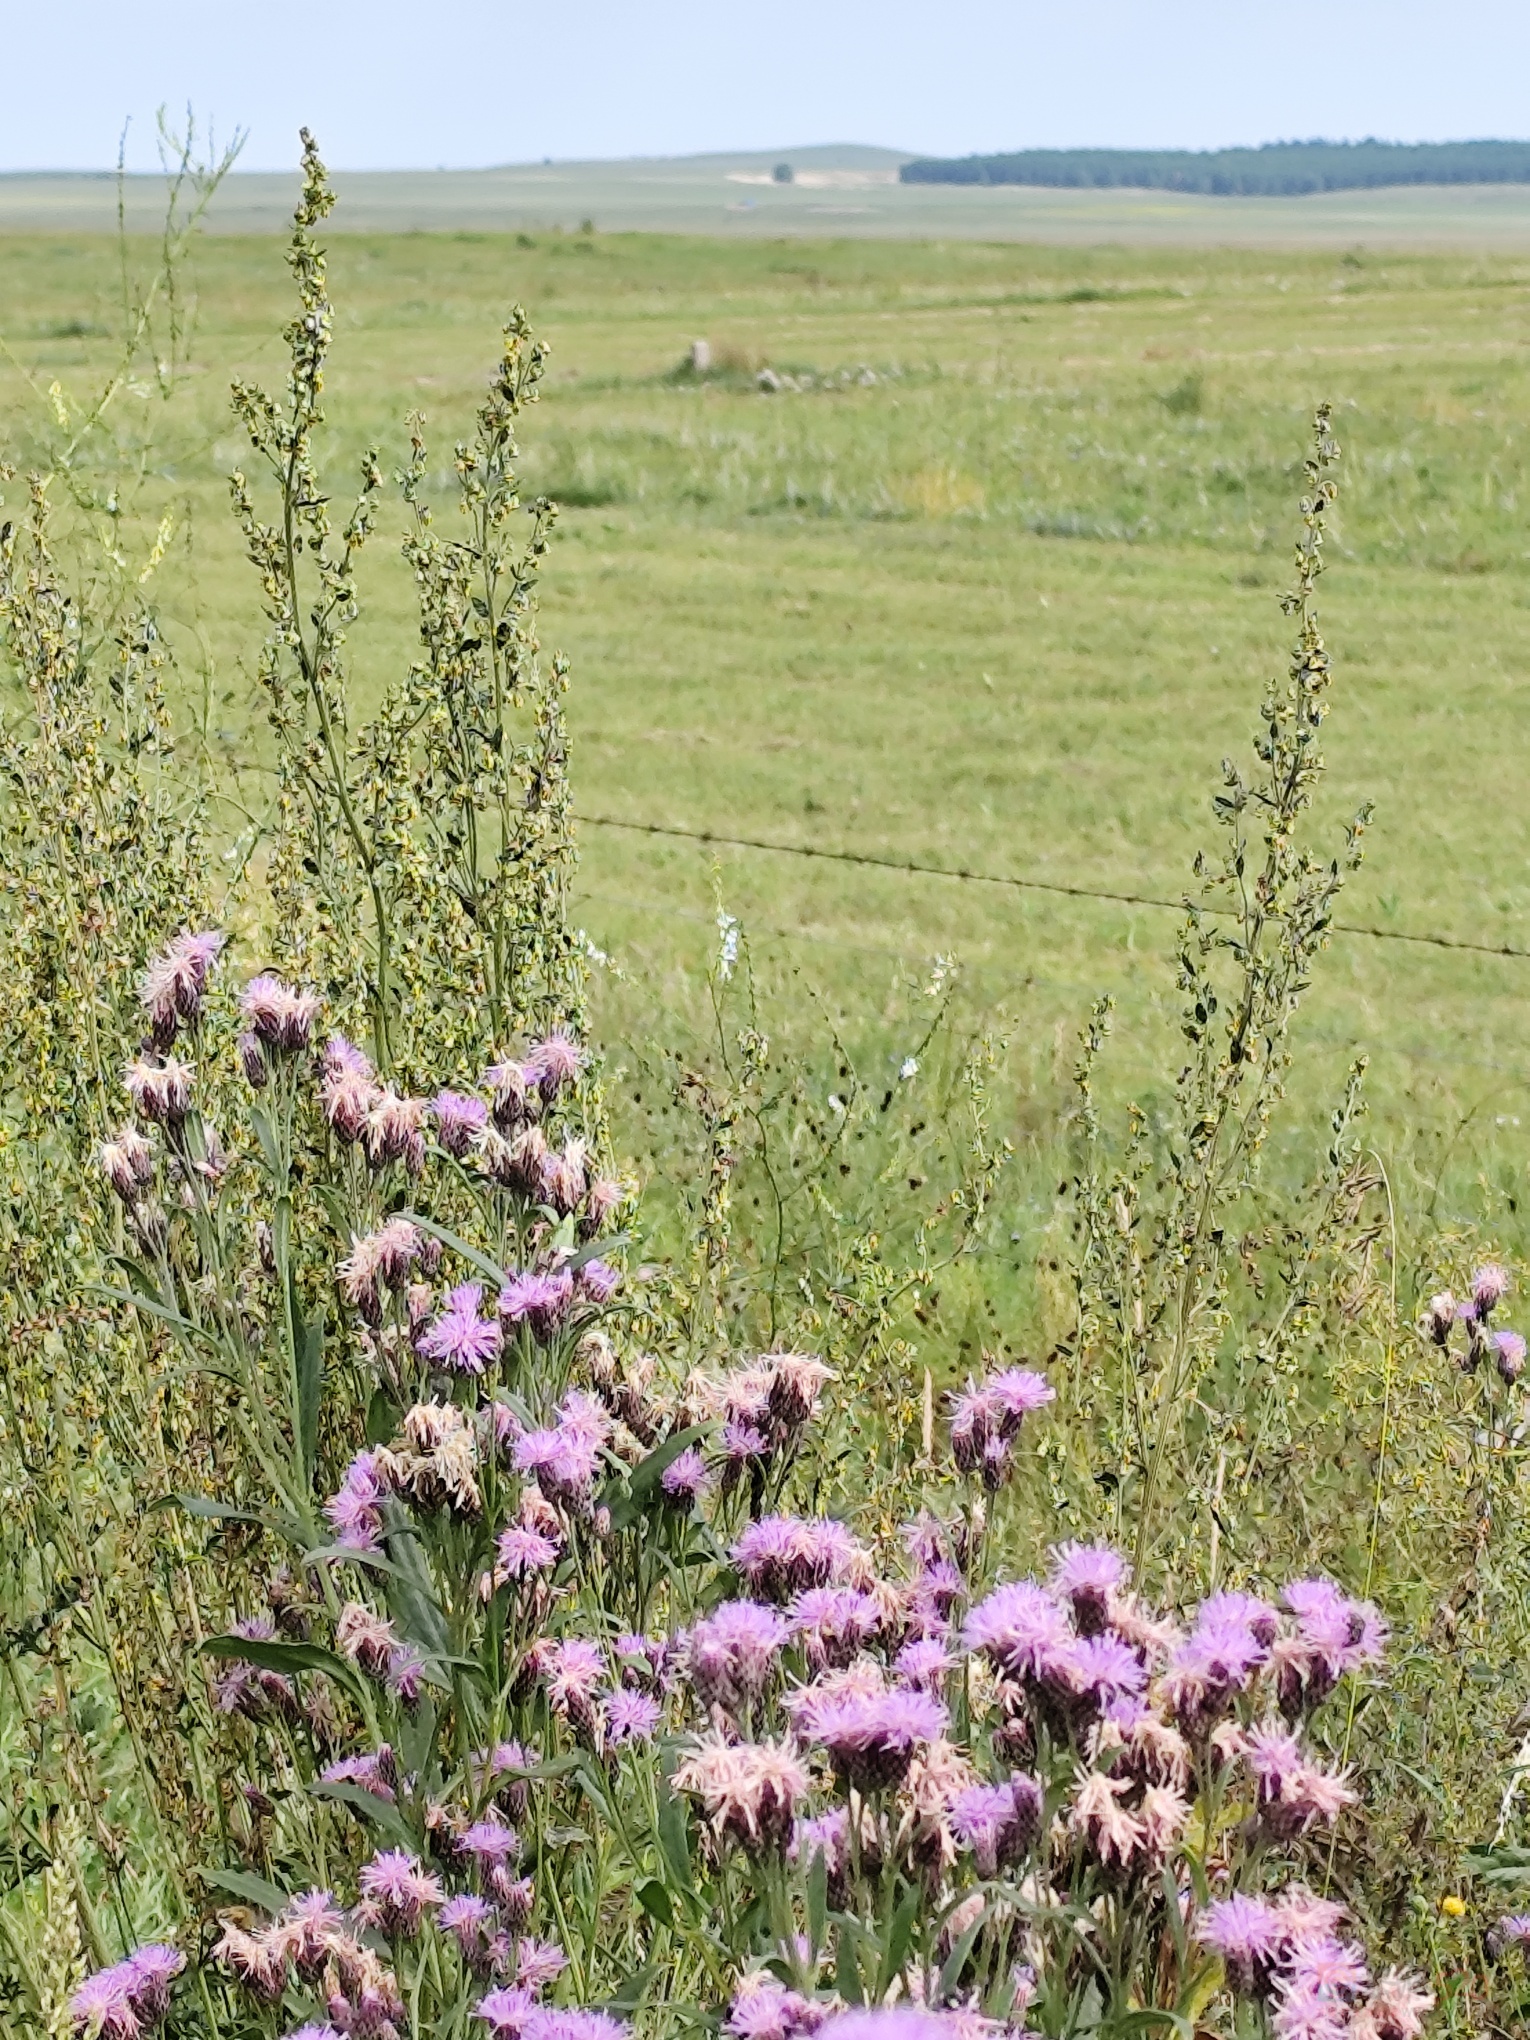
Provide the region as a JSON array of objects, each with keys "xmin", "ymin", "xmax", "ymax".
[
  {"xmin": 604, "ymin": 1687, "xmax": 662, "ymax": 1745},
  {"xmin": 1048, "ymin": 1542, "xmax": 1126, "ymax": 1636},
  {"xmin": 949, "ymin": 1776, "xmax": 1043, "ymax": 1875},
  {"xmin": 320, "ymin": 1745, "xmax": 397, "ymax": 1802},
  {"xmin": 807, "ymin": 1685, "xmax": 948, "ymax": 1792},
  {"xmin": 1200, "ymin": 1590, "xmax": 1280, "ymax": 1647},
  {"xmin": 1196, "ymin": 1891, "xmax": 1286, "ymax": 1994},
  {"xmin": 460, "ymin": 1813, "xmax": 521, "ymax": 1867},
  {"xmin": 727, "ymin": 1977, "xmax": 828, "ymax": 2040},
  {"xmin": 1495, "ymin": 1329, "xmax": 1527, "ymax": 1384},
  {"xmin": 1161, "ymin": 1601, "xmax": 1269, "ymax": 1734},
  {"xmin": 419, "ymin": 1282, "xmax": 503, "ymax": 1375},
  {"xmin": 477, "ymin": 1986, "xmax": 538, "ymax": 2037},
  {"xmin": 660, "ymin": 1446, "xmax": 712, "ymax": 1507},
  {"xmin": 440, "ymin": 1891, "xmax": 497, "ymax": 1971},
  {"xmin": 387, "ymin": 1642, "xmax": 428, "ymax": 1707},
  {"xmin": 1473, "ymin": 1262, "xmax": 1511, "ymax": 1314},
  {"xmin": 494, "ymin": 1523, "xmax": 563, "ymax": 1584},
  {"xmin": 71, "ymin": 1965, "xmax": 144, "ymax": 2039},
  {"xmin": 512, "ymin": 1423, "xmax": 601, "ymax": 1507},
  {"xmin": 789, "ymin": 1585, "xmax": 881, "ymax": 1672},
  {"xmin": 515, "ymin": 1939, "xmax": 569, "ymax": 1991},
  {"xmin": 356, "ymin": 1847, "xmax": 443, "ymax": 1937},
  {"xmin": 816, "ymin": 2013, "xmax": 957, "ymax": 2040},
  {"xmin": 688, "ymin": 1600, "xmax": 790, "ymax": 1713},
  {"xmin": 499, "ymin": 1270, "xmax": 576, "ymax": 1344},
  {"xmin": 964, "ymin": 1580, "xmax": 1074, "ymax": 1683},
  {"xmin": 120, "ymin": 1945, "xmax": 184, "ymax": 2020},
  {"xmin": 1074, "ymin": 1632, "xmax": 1149, "ymax": 1706},
  {"xmin": 287, "ymin": 2027, "xmax": 345, "ymax": 2040},
  {"xmin": 522, "ymin": 2016, "xmax": 631, "ymax": 2040},
  {"xmin": 524, "ymin": 1028, "xmax": 584, "ymax": 1099},
  {"xmin": 240, "ymin": 972, "xmax": 319, "ymax": 1052},
  {"xmin": 721, "ymin": 1419, "xmax": 769, "ymax": 1474},
  {"xmin": 139, "ymin": 929, "xmax": 224, "ymax": 1046},
  {"xmin": 730, "ymin": 1515, "xmax": 861, "ymax": 1602},
  {"xmin": 577, "ymin": 1258, "xmax": 621, "ymax": 1304},
  {"xmin": 894, "ymin": 1636, "xmax": 953, "ymax": 1692},
  {"xmin": 432, "ymin": 1089, "xmax": 489, "ymax": 1158}
]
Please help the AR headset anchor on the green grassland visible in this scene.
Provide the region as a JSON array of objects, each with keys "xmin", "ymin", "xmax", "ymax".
[
  {"xmin": 16, "ymin": 150, "xmax": 1530, "ymax": 245},
  {"xmin": 5, "ymin": 223, "xmax": 1530, "ymax": 1288}
]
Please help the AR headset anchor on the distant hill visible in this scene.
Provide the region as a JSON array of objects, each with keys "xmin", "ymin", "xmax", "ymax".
[{"xmin": 901, "ymin": 140, "xmax": 1530, "ymax": 195}]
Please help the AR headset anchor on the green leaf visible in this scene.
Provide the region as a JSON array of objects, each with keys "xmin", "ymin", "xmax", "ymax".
[
  {"xmin": 366, "ymin": 1386, "xmax": 399, "ymax": 1448},
  {"xmin": 1466, "ymin": 1843, "xmax": 1530, "ymax": 1886},
  {"xmin": 151, "ymin": 1493, "xmax": 271, "ymax": 1528},
  {"xmin": 200, "ymin": 1866, "xmax": 290, "ymax": 1915},
  {"xmin": 292, "ymin": 1281, "xmax": 325, "ymax": 1490},
  {"xmin": 86, "ymin": 1282, "xmax": 228, "ymax": 1357},
  {"xmin": 806, "ymin": 1846, "xmax": 828, "ymax": 1951},
  {"xmin": 399, "ymin": 1212, "xmax": 507, "ymax": 1291},
  {"xmin": 249, "ymin": 1103, "xmax": 282, "ymax": 1178},
  {"xmin": 200, "ymin": 1634, "xmax": 364, "ymax": 1702},
  {"xmin": 875, "ymin": 1880, "xmax": 922, "ymax": 1998},
  {"xmin": 604, "ymin": 1424, "xmax": 711, "ymax": 1532},
  {"xmin": 308, "ymin": 1779, "xmax": 416, "ymax": 1849},
  {"xmin": 400, "ymin": 1694, "xmax": 438, "ymax": 1794},
  {"xmin": 835, "ymin": 1922, "xmax": 865, "ymax": 2007},
  {"xmin": 656, "ymin": 1782, "xmax": 692, "ymax": 1894},
  {"xmin": 379, "ymin": 1501, "xmax": 451, "ymax": 1661},
  {"xmin": 635, "ymin": 1878, "xmax": 674, "ymax": 1928},
  {"xmin": 935, "ymin": 1902, "xmax": 987, "ymax": 2005}
]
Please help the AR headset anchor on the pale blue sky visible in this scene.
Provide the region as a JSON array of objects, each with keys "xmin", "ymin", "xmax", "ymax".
[{"xmin": 6, "ymin": 0, "xmax": 1530, "ymax": 173}]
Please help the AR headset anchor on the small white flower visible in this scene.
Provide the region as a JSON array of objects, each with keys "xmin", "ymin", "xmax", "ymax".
[
  {"xmin": 716, "ymin": 910, "xmax": 740, "ymax": 980},
  {"xmin": 828, "ymin": 1094, "xmax": 845, "ymax": 1115},
  {"xmin": 899, "ymin": 1056, "xmax": 919, "ymax": 1081}
]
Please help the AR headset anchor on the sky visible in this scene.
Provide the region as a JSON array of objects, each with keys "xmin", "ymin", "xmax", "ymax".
[{"xmin": 5, "ymin": 0, "xmax": 1530, "ymax": 173}]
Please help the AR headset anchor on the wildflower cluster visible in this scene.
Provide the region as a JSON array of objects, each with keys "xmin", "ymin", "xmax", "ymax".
[
  {"xmin": 1421, "ymin": 1262, "xmax": 1525, "ymax": 1387},
  {"xmin": 75, "ymin": 949, "xmax": 1417, "ymax": 2040}
]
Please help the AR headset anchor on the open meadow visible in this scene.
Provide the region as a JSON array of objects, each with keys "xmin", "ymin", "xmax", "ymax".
[
  {"xmin": 9, "ymin": 165, "xmax": 1530, "ymax": 2039},
  {"xmin": 4, "ymin": 219, "xmax": 1529, "ymax": 1289}
]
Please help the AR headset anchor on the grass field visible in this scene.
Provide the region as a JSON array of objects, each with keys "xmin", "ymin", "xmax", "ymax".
[
  {"xmin": 15, "ymin": 149, "xmax": 1530, "ymax": 245},
  {"xmin": 5, "ymin": 222, "xmax": 1530, "ymax": 1276}
]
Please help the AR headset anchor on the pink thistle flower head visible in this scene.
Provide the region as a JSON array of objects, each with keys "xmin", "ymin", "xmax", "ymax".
[
  {"xmin": 730, "ymin": 1515, "xmax": 862, "ymax": 1602},
  {"xmin": 964, "ymin": 1580, "xmax": 1073, "ymax": 1684},
  {"xmin": 356, "ymin": 1847, "xmax": 443, "ymax": 1937},
  {"xmin": 790, "ymin": 1585, "xmax": 881, "ymax": 1672},
  {"xmin": 1049, "ymin": 1541, "xmax": 1127, "ymax": 1635},
  {"xmin": 477, "ymin": 1987, "xmax": 536, "ymax": 2036},
  {"xmin": 515, "ymin": 1937, "xmax": 569, "ymax": 1991},
  {"xmin": 500, "ymin": 1269, "xmax": 576, "ymax": 1345},
  {"xmin": 660, "ymin": 1446, "xmax": 712, "ymax": 1507},
  {"xmin": 894, "ymin": 1636, "xmax": 953, "ymax": 1692},
  {"xmin": 1495, "ymin": 1328, "xmax": 1527, "ymax": 1384},
  {"xmin": 124, "ymin": 1053, "xmax": 194, "ymax": 1127},
  {"xmin": 1196, "ymin": 1892, "xmax": 1286, "ymax": 1994},
  {"xmin": 419, "ymin": 1282, "xmax": 503, "ymax": 1375},
  {"xmin": 432, "ymin": 1089, "xmax": 489, "ymax": 1158},
  {"xmin": 99, "ymin": 1123, "xmax": 154, "ymax": 1201},
  {"xmin": 808, "ymin": 1686, "xmax": 948, "ymax": 1793},
  {"xmin": 949, "ymin": 1775, "xmax": 1043, "ymax": 1876},
  {"xmin": 1473, "ymin": 1262, "xmax": 1511, "ymax": 1314},
  {"xmin": 525, "ymin": 1028, "xmax": 584, "ymax": 1099},
  {"xmin": 70, "ymin": 1965, "xmax": 143, "ymax": 2039},
  {"xmin": 673, "ymin": 1736, "xmax": 810, "ymax": 1855},
  {"xmin": 604, "ymin": 1687, "xmax": 662, "ymax": 1746},
  {"xmin": 139, "ymin": 929, "xmax": 224, "ymax": 1045},
  {"xmin": 688, "ymin": 1600, "xmax": 790, "ymax": 1713},
  {"xmin": 240, "ymin": 972, "xmax": 320, "ymax": 1052}
]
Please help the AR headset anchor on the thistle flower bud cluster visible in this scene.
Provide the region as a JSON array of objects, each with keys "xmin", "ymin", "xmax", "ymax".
[{"xmin": 1422, "ymin": 1263, "xmax": 1526, "ymax": 1384}]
